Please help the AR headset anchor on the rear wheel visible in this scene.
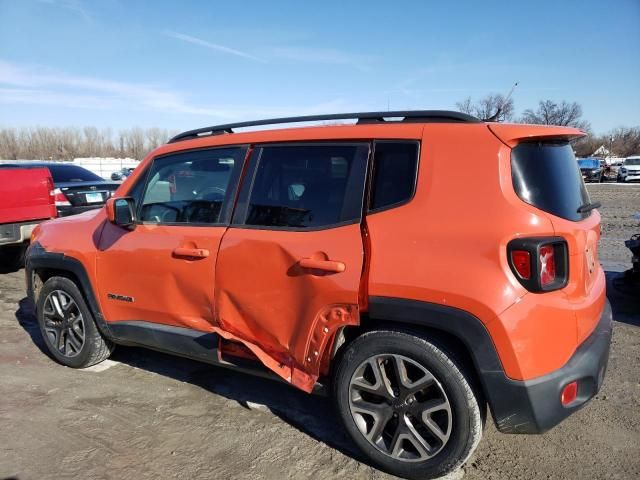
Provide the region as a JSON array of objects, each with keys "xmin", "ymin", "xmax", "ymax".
[
  {"xmin": 333, "ymin": 330, "xmax": 483, "ymax": 480},
  {"xmin": 36, "ymin": 276, "xmax": 114, "ymax": 368}
]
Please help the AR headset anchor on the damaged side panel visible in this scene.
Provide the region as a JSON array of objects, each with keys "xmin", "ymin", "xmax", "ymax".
[{"xmin": 213, "ymin": 225, "xmax": 364, "ymax": 393}]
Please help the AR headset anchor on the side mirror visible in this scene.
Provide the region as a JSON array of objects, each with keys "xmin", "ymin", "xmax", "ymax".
[{"xmin": 106, "ymin": 197, "xmax": 136, "ymax": 229}]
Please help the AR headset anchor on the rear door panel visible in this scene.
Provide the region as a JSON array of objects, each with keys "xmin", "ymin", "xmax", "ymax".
[
  {"xmin": 213, "ymin": 142, "xmax": 369, "ymax": 391},
  {"xmin": 215, "ymin": 225, "xmax": 363, "ymax": 390}
]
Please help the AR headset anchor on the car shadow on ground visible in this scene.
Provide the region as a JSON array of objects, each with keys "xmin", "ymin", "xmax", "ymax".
[
  {"xmin": 13, "ymin": 297, "xmax": 371, "ymax": 468},
  {"xmin": 605, "ymin": 270, "xmax": 640, "ymax": 327},
  {"xmin": 13, "ymin": 269, "xmax": 639, "ymax": 469}
]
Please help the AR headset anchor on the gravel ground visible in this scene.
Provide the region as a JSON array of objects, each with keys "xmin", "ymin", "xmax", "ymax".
[{"xmin": 1, "ymin": 184, "xmax": 639, "ymax": 480}]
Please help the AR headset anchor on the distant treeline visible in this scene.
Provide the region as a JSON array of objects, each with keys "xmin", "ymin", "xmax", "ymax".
[
  {"xmin": 0, "ymin": 127, "xmax": 178, "ymax": 161},
  {"xmin": 1, "ymin": 120, "xmax": 639, "ymax": 161}
]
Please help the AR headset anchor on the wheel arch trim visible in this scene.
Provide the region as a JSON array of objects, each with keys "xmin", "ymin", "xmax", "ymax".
[
  {"xmin": 367, "ymin": 296, "xmax": 540, "ymax": 433},
  {"xmin": 26, "ymin": 242, "xmax": 113, "ymax": 338}
]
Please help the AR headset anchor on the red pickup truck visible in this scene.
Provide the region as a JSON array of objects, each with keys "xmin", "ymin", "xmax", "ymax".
[{"xmin": 0, "ymin": 166, "xmax": 57, "ymax": 270}]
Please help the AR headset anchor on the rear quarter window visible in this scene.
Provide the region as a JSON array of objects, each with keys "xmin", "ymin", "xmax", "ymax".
[
  {"xmin": 511, "ymin": 142, "xmax": 591, "ymax": 222},
  {"xmin": 369, "ymin": 141, "xmax": 419, "ymax": 212},
  {"xmin": 48, "ymin": 165, "xmax": 103, "ymax": 182}
]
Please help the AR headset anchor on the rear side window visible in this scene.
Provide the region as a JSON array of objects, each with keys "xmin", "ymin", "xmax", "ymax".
[
  {"xmin": 47, "ymin": 164, "xmax": 103, "ymax": 182},
  {"xmin": 512, "ymin": 143, "xmax": 590, "ymax": 221},
  {"xmin": 243, "ymin": 144, "xmax": 369, "ymax": 229},
  {"xmin": 369, "ymin": 141, "xmax": 419, "ymax": 211},
  {"xmin": 139, "ymin": 147, "xmax": 246, "ymax": 225}
]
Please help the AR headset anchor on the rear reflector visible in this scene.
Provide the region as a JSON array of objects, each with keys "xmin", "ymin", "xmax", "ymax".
[
  {"xmin": 539, "ymin": 245, "xmax": 556, "ymax": 286},
  {"xmin": 510, "ymin": 250, "xmax": 531, "ymax": 279},
  {"xmin": 53, "ymin": 188, "xmax": 71, "ymax": 206},
  {"xmin": 561, "ymin": 381, "xmax": 578, "ymax": 406}
]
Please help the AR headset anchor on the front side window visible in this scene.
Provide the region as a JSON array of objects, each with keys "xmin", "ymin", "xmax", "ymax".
[
  {"xmin": 243, "ymin": 144, "xmax": 369, "ymax": 228},
  {"xmin": 139, "ymin": 147, "xmax": 246, "ymax": 225},
  {"xmin": 369, "ymin": 141, "xmax": 419, "ymax": 211}
]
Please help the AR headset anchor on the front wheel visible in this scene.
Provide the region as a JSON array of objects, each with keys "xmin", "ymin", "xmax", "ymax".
[
  {"xmin": 36, "ymin": 276, "xmax": 114, "ymax": 368},
  {"xmin": 333, "ymin": 330, "xmax": 483, "ymax": 480}
]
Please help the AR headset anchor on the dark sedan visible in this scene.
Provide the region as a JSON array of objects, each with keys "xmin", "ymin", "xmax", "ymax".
[{"xmin": 0, "ymin": 162, "xmax": 119, "ymax": 217}]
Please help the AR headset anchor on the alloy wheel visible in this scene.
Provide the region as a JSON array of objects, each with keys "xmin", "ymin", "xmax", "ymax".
[
  {"xmin": 42, "ymin": 290, "xmax": 85, "ymax": 357},
  {"xmin": 348, "ymin": 354, "xmax": 452, "ymax": 462}
]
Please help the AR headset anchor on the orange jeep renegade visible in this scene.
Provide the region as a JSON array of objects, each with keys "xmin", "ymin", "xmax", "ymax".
[{"xmin": 26, "ymin": 111, "xmax": 612, "ymax": 479}]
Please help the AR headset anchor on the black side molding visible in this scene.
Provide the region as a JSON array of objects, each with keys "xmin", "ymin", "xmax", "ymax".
[{"xmin": 109, "ymin": 321, "xmax": 219, "ymax": 364}]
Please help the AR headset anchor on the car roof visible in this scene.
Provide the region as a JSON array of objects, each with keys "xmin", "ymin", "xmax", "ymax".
[{"xmin": 0, "ymin": 162, "xmax": 76, "ymax": 167}]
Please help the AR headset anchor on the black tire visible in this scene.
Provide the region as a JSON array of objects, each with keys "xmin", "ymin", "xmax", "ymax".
[
  {"xmin": 0, "ymin": 243, "xmax": 26, "ymax": 272},
  {"xmin": 333, "ymin": 330, "xmax": 482, "ymax": 480},
  {"xmin": 36, "ymin": 276, "xmax": 114, "ymax": 368}
]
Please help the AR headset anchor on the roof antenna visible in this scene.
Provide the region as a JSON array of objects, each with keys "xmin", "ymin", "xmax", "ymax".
[{"xmin": 485, "ymin": 81, "xmax": 518, "ymax": 122}]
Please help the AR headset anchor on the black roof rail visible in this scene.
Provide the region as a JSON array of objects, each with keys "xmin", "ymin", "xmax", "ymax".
[{"xmin": 169, "ymin": 110, "xmax": 481, "ymax": 143}]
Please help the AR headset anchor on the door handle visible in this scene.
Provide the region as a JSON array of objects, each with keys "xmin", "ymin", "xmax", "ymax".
[
  {"xmin": 299, "ymin": 258, "xmax": 345, "ymax": 273},
  {"xmin": 173, "ymin": 247, "xmax": 210, "ymax": 258}
]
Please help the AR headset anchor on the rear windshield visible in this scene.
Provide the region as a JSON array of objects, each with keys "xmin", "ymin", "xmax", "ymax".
[
  {"xmin": 578, "ymin": 159, "xmax": 599, "ymax": 168},
  {"xmin": 47, "ymin": 164, "xmax": 102, "ymax": 182},
  {"xmin": 512, "ymin": 142, "xmax": 591, "ymax": 221}
]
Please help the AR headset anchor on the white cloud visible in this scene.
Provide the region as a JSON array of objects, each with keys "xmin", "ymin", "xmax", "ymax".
[
  {"xmin": 37, "ymin": 0, "xmax": 92, "ymax": 23},
  {"xmin": 0, "ymin": 59, "xmax": 217, "ymax": 115},
  {"xmin": 164, "ymin": 32, "xmax": 373, "ymax": 70},
  {"xmin": 165, "ymin": 31, "xmax": 265, "ymax": 62},
  {"xmin": 0, "ymin": 59, "xmax": 362, "ymax": 123}
]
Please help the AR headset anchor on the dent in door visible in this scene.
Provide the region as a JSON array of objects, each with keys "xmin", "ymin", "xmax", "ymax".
[{"xmin": 215, "ymin": 228, "xmax": 363, "ymax": 393}]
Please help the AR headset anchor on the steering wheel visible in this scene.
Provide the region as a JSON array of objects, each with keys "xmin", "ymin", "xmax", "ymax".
[{"xmin": 196, "ymin": 186, "xmax": 226, "ymax": 201}]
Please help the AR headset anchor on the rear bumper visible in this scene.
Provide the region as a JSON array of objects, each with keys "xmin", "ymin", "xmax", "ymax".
[
  {"xmin": 489, "ymin": 299, "xmax": 612, "ymax": 433},
  {"xmin": 0, "ymin": 221, "xmax": 40, "ymax": 246}
]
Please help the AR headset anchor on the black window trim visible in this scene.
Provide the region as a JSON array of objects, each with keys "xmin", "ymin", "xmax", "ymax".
[
  {"xmin": 366, "ymin": 139, "xmax": 421, "ymax": 215},
  {"xmin": 130, "ymin": 144, "xmax": 250, "ymax": 228},
  {"xmin": 511, "ymin": 140, "xmax": 592, "ymax": 222},
  {"xmin": 231, "ymin": 141, "xmax": 372, "ymax": 232}
]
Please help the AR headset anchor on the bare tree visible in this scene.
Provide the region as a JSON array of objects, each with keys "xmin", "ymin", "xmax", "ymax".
[
  {"xmin": 0, "ymin": 126, "xmax": 181, "ymax": 160},
  {"xmin": 145, "ymin": 127, "xmax": 173, "ymax": 151},
  {"xmin": 0, "ymin": 128, "xmax": 19, "ymax": 160},
  {"xmin": 456, "ymin": 93, "xmax": 515, "ymax": 122},
  {"xmin": 520, "ymin": 100, "xmax": 591, "ymax": 131},
  {"xmin": 608, "ymin": 127, "xmax": 640, "ymax": 157}
]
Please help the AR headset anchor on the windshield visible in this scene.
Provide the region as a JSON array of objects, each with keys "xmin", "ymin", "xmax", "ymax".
[
  {"xmin": 578, "ymin": 159, "xmax": 599, "ymax": 168},
  {"xmin": 47, "ymin": 164, "xmax": 103, "ymax": 182},
  {"xmin": 625, "ymin": 158, "xmax": 640, "ymax": 166},
  {"xmin": 512, "ymin": 143, "xmax": 591, "ymax": 222}
]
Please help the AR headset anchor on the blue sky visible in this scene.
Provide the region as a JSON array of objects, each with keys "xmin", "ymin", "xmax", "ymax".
[{"xmin": 0, "ymin": 0, "xmax": 638, "ymax": 134}]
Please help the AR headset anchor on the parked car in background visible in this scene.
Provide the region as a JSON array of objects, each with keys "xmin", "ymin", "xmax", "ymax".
[
  {"xmin": 617, "ymin": 156, "xmax": 640, "ymax": 182},
  {"xmin": 111, "ymin": 167, "xmax": 135, "ymax": 181},
  {"xmin": 577, "ymin": 158, "xmax": 604, "ymax": 182},
  {"xmin": 27, "ymin": 110, "xmax": 611, "ymax": 480},
  {"xmin": 0, "ymin": 166, "xmax": 56, "ymax": 270},
  {"xmin": 1, "ymin": 162, "xmax": 120, "ymax": 216}
]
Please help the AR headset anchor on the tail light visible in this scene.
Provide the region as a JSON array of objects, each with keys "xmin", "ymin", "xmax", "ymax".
[
  {"xmin": 539, "ymin": 245, "xmax": 556, "ymax": 286},
  {"xmin": 46, "ymin": 177, "xmax": 55, "ymax": 203},
  {"xmin": 53, "ymin": 188, "xmax": 71, "ymax": 206},
  {"xmin": 508, "ymin": 237, "xmax": 568, "ymax": 292}
]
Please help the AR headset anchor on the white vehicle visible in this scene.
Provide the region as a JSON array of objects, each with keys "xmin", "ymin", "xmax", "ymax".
[{"xmin": 617, "ymin": 156, "xmax": 640, "ymax": 182}]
